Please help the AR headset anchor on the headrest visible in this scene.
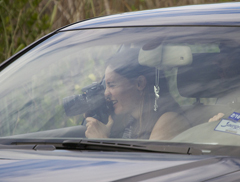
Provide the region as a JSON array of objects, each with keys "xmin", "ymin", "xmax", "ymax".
[
  {"xmin": 138, "ymin": 44, "xmax": 192, "ymax": 68},
  {"xmin": 177, "ymin": 53, "xmax": 240, "ymax": 98}
]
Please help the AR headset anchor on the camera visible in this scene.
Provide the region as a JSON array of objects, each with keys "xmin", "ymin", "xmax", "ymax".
[{"xmin": 63, "ymin": 82, "xmax": 113, "ymax": 124}]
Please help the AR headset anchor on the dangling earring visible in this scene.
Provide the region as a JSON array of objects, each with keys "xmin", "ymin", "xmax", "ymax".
[{"xmin": 137, "ymin": 90, "xmax": 145, "ymax": 137}]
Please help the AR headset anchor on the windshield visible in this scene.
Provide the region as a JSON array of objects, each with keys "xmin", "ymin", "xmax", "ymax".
[{"xmin": 0, "ymin": 27, "xmax": 240, "ymax": 146}]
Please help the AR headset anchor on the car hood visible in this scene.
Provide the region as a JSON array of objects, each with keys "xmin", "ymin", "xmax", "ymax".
[{"xmin": 0, "ymin": 149, "xmax": 240, "ymax": 181}]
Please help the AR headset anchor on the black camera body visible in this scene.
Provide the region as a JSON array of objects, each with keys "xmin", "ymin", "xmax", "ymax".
[{"xmin": 63, "ymin": 82, "xmax": 112, "ymax": 124}]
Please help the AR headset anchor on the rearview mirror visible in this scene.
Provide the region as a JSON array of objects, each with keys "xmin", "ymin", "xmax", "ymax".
[{"xmin": 138, "ymin": 44, "xmax": 192, "ymax": 68}]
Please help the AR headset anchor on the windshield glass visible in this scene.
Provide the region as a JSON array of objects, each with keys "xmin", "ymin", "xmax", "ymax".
[{"xmin": 0, "ymin": 27, "xmax": 240, "ymax": 146}]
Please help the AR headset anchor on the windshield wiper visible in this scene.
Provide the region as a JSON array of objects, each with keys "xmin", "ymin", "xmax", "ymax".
[
  {"xmin": 4, "ymin": 138, "xmax": 240, "ymax": 157},
  {"xmin": 5, "ymin": 138, "xmax": 201, "ymax": 154},
  {"xmin": 62, "ymin": 139, "xmax": 202, "ymax": 155}
]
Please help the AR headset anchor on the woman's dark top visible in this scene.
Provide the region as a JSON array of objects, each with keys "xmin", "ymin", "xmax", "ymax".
[{"xmin": 119, "ymin": 93, "xmax": 185, "ymax": 139}]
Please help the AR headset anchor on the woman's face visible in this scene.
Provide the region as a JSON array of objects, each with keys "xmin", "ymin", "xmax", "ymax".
[{"xmin": 104, "ymin": 66, "xmax": 140, "ymax": 116}]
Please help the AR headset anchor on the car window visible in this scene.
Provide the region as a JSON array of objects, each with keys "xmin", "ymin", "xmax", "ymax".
[{"xmin": 0, "ymin": 27, "xmax": 240, "ymax": 146}]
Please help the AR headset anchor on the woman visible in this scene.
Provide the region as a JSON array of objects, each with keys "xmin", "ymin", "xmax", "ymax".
[{"xmin": 85, "ymin": 49, "xmax": 190, "ymax": 140}]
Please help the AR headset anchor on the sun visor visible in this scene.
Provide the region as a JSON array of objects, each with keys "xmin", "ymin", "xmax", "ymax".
[{"xmin": 138, "ymin": 45, "xmax": 192, "ymax": 68}]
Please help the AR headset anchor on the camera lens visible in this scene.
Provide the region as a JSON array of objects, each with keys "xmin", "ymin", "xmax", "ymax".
[{"xmin": 63, "ymin": 94, "xmax": 89, "ymax": 116}]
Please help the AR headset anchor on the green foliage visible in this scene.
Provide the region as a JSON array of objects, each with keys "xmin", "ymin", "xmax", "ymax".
[{"xmin": 0, "ymin": 0, "xmax": 56, "ymax": 63}]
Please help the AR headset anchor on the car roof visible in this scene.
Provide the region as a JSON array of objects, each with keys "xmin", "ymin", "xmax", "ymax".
[{"xmin": 61, "ymin": 2, "xmax": 240, "ymax": 31}]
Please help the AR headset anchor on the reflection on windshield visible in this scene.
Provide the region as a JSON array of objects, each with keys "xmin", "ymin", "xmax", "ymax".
[{"xmin": 0, "ymin": 27, "xmax": 240, "ymax": 147}]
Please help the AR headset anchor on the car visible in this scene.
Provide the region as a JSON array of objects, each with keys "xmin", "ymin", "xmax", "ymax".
[{"xmin": 1, "ymin": 2, "xmax": 240, "ymax": 181}]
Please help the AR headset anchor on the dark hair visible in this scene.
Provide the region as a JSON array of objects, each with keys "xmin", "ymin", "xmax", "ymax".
[
  {"xmin": 108, "ymin": 49, "xmax": 155, "ymax": 88},
  {"xmin": 106, "ymin": 49, "xmax": 178, "ymax": 139}
]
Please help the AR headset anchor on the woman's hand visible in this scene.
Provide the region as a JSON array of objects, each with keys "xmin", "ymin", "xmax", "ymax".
[
  {"xmin": 208, "ymin": 113, "xmax": 224, "ymax": 122},
  {"xmin": 85, "ymin": 116, "xmax": 114, "ymax": 138}
]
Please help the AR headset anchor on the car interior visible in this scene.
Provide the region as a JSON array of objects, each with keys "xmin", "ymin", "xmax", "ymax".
[
  {"xmin": 138, "ymin": 40, "xmax": 240, "ymax": 144},
  {"xmin": 2, "ymin": 27, "xmax": 240, "ymax": 147}
]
